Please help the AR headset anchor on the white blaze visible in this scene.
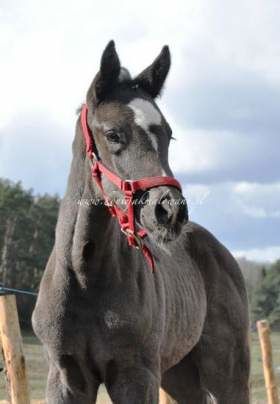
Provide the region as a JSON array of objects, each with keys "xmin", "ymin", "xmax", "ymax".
[{"xmin": 128, "ymin": 98, "xmax": 162, "ymax": 151}]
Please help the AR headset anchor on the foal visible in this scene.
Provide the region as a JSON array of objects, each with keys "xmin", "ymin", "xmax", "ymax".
[{"xmin": 33, "ymin": 41, "xmax": 250, "ymax": 404}]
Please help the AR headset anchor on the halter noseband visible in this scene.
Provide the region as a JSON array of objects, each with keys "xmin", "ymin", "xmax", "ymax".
[{"xmin": 80, "ymin": 104, "xmax": 182, "ymax": 271}]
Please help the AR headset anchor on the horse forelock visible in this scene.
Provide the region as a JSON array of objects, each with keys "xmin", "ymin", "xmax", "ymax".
[{"xmin": 118, "ymin": 67, "xmax": 131, "ymax": 82}]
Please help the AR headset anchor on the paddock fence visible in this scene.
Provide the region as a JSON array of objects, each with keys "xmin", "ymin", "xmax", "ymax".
[{"xmin": 0, "ymin": 294, "xmax": 278, "ymax": 404}]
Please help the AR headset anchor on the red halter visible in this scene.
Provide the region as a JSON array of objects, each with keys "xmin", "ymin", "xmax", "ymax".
[{"xmin": 80, "ymin": 104, "xmax": 182, "ymax": 271}]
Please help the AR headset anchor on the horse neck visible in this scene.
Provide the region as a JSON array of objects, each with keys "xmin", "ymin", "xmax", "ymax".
[{"xmin": 54, "ymin": 119, "xmax": 132, "ymax": 280}]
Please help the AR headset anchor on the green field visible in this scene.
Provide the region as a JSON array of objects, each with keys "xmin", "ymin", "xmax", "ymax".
[{"xmin": 0, "ymin": 332, "xmax": 279, "ymax": 403}]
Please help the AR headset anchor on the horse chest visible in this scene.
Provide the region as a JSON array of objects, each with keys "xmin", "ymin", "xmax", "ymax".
[
  {"xmin": 158, "ymin": 260, "xmax": 207, "ymax": 370},
  {"xmin": 34, "ymin": 280, "xmax": 162, "ymax": 361}
]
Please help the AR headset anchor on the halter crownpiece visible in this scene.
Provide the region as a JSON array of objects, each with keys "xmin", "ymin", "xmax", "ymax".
[{"xmin": 80, "ymin": 104, "xmax": 182, "ymax": 271}]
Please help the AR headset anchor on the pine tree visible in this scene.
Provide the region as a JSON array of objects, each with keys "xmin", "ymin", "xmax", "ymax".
[
  {"xmin": 252, "ymin": 260, "xmax": 280, "ymax": 330},
  {"xmin": 0, "ymin": 178, "xmax": 59, "ymax": 327}
]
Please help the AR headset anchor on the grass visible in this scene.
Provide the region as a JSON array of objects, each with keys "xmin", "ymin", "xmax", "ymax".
[
  {"xmin": 0, "ymin": 332, "xmax": 279, "ymax": 403},
  {"xmin": 250, "ymin": 332, "xmax": 280, "ymax": 403}
]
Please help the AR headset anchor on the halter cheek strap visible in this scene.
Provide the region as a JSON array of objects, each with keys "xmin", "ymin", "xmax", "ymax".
[{"xmin": 80, "ymin": 104, "xmax": 182, "ymax": 272}]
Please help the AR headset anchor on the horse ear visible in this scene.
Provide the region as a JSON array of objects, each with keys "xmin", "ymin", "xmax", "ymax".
[
  {"xmin": 89, "ymin": 40, "xmax": 121, "ymax": 105},
  {"xmin": 134, "ymin": 46, "xmax": 171, "ymax": 98}
]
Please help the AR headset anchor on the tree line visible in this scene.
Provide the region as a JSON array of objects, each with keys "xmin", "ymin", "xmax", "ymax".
[
  {"xmin": 0, "ymin": 178, "xmax": 279, "ymax": 329},
  {"xmin": 0, "ymin": 178, "xmax": 59, "ymax": 326}
]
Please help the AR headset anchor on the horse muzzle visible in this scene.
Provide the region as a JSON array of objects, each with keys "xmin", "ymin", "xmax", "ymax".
[{"xmin": 139, "ymin": 186, "xmax": 188, "ymax": 244}]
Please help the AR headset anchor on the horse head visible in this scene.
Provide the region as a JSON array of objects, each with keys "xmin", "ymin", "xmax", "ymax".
[{"xmin": 83, "ymin": 41, "xmax": 187, "ymax": 246}]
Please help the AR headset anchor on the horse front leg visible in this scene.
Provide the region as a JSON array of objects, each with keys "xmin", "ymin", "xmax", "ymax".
[
  {"xmin": 46, "ymin": 358, "xmax": 99, "ymax": 404},
  {"xmin": 193, "ymin": 332, "xmax": 250, "ymax": 404},
  {"xmin": 105, "ymin": 365, "xmax": 160, "ymax": 404}
]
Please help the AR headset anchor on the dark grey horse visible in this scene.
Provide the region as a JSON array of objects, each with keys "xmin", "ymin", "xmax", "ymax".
[{"xmin": 32, "ymin": 41, "xmax": 250, "ymax": 404}]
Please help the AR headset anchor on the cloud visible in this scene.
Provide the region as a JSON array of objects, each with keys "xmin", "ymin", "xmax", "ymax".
[
  {"xmin": 168, "ymin": 121, "xmax": 280, "ymax": 183},
  {"xmin": 233, "ymin": 246, "xmax": 280, "ymax": 263},
  {"xmin": 0, "ymin": 0, "xmax": 279, "ymax": 262},
  {"xmin": 169, "ymin": 68, "xmax": 280, "ymax": 135},
  {"xmin": 0, "ymin": 111, "xmax": 72, "ymax": 194},
  {"xmin": 183, "ymin": 181, "xmax": 280, "ymax": 252},
  {"xmin": 0, "ymin": 0, "xmax": 200, "ymax": 128},
  {"xmin": 233, "ymin": 182, "xmax": 280, "ymax": 218}
]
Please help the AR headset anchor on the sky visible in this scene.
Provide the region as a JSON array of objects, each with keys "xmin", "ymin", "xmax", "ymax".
[{"xmin": 0, "ymin": 0, "xmax": 279, "ymax": 262}]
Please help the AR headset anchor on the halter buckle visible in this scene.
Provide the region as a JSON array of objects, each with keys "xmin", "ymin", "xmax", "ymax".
[{"xmin": 121, "ymin": 228, "xmax": 143, "ymax": 250}]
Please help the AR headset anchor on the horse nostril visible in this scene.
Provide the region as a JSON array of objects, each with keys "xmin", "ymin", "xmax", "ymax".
[{"xmin": 155, "ymin": 198, "xmax": 173, "ymax": 225}]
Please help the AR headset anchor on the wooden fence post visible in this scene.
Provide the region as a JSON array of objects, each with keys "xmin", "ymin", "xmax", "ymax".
[
  {"xmin": 159, "ymin": 388, "xmax": 175, "ymax": 404},
  {"xmin": 257, "ymin": 319, "xmax": 279, "ymax": 404},
  {"xmin": 0, "ymin": 294, "xmax": 30, "ymax": 404}
]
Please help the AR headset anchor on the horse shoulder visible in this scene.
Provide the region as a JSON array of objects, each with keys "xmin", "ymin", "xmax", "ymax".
[{"xmin": 185, "ymin": 221, "xmax": 249, "ymax": 333}]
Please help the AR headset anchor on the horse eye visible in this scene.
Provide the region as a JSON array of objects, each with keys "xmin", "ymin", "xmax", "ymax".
[{"xmin": 105, "ymin": 129, "xmax": 120, "ymax": 143}]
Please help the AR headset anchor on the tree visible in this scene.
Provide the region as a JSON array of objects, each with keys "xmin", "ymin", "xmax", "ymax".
[
  {"xmin": 0, "ymin": 178, "xmax": 59, "ymax": 327},
  {"xmin": 0, "ymin": 180, "xmax": 33, "ymax": 286},
  {"xmin": 252, "ymin": 260, "xmax": 280, "ymax": 330},
  {"xmin": 237, "ymin": 257, "xmax": 265, "ymax": 304}
]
